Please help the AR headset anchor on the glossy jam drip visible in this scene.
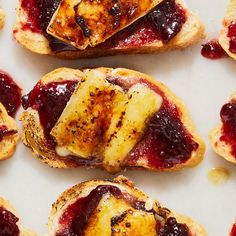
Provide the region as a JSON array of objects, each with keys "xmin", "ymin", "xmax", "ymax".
[
  {"xmin": 228, "ymin": 21, "xmax": 236, "ymax": 53},
  {"xmin": 21, "ymin": 0, "xmax": 186, "ymax": 52},
  {"xmin": 0, "ymin": 71, "xmax": 22, "ymax": 117},
  {"xmin": 22, "ymin": 81, "xmax": 78, "ymax": 145},
  {"xmin": 230, "ymin": 223, "xmax": 236, "ymax": 236},
  {"xmin": 0, "ymin": 125, "xmax": 17, "ymax": 142},
  {"xmin": 220, "ymin": 100, "xmax": 236, "ymax": 158},
  {"xmin": 201, "ymin": 40, "xmax": 228, "ymax": 59},
  {"xmin": 128, "ymin": 99, "xmax": 198, "ymax": 169},
  {"xmin": 0, "ymin": 207, "xmax": 20, "ymax": 236},
  {"xmin": 158, "ymin": 217, "xmax": 189, "ymax": 236}
]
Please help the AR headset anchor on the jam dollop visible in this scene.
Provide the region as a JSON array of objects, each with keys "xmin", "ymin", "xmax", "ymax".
[
  {"xmin": 220, "ymin": 100, "xmax": 236, "ymax": 158},
  {"xmin": 201, "ymin": 40, "xmax": 228, "ymax": 59},
  {"xmin": 22, "ymin": 81, "xmax": 78, "ymax": 145},
  {"xmin": 56, "ymin": 185, "xmax": 190, "ymax": 236},
  {"xmin": 0, "ymin": 125, "xmax": 17, "ymax": 142},
  {"xmin": 0, "ymin": 71, "xmax": 22, "ymax": 117},
  {"xmin": 0, "ymin": 207, "xmax": 20, "ymax": 236},
  {"xmin": 230, "ymin": 223, "xmax": 236, "ymax": 236},
  {"xmin": 158, "ymin": 217, "xmax": 190, "ymax": 236},
  {"xmin": 21, "ymin": 0, "xmax": 186, "ymax": 52},
  {"xmin": 228, "ymin": 21, "xmax": 236, "ymax": 53}
]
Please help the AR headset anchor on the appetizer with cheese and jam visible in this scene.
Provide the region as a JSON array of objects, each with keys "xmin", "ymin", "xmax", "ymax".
[{"xmin": 20, "ymin": 67, "xmax": 205, "ymax": 174}]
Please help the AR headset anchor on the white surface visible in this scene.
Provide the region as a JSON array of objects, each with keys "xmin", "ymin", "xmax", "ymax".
[{"xmin": 0, "ymin": 1, "xmax": 236, "ymax": 235}]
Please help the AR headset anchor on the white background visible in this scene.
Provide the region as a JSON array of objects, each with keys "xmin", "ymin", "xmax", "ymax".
[{"xmin": 0, "ymin": 0, "xmax": 236, "ymax": 235}]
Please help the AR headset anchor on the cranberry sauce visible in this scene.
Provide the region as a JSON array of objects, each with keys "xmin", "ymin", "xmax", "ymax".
[
  {"xmin": 22, "ymin": 81, "xmax": 78, "ymax": 145},
  {"xmin": 128, "ymin": 96, "xmax": 198, "ymax": 169},
  {"xmin": 220, "ymin": 100, "xmax": 236, "ymax": 158},
  {"xmin": 0, "ymin": 71, "xmax": 22, "ymax": 117},
  {"xmin": 0, "ymin": 207, "xmax": 20, "ymax": 236},
  {"xmin": 230, "ymin": 223, "xmax": 236, "ymax": 236},
  {"xmin": 21, "ymin": 0, "xmax": 186, "ymax": 52},
  {"xmin": 228, "ymin": 21, "xmax": 236, "ymax": 53},
  {"xmin": 201, "ymin": 40, "xmax": 228, "ymax": 59},
  {"xmin": 56, "ymin": 185, "xmax": 190, "ymax": 236},
  {"xmin": 157, "ymin": 217, "xmax": 190, "ymax": 236},
  {"xmin": 0, "ymin": 125, "xmax": 17, "ymax": 142}
]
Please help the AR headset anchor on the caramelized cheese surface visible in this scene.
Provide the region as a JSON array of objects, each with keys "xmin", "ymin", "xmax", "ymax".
[{"xmin": 47, "ymin": 0, "xmax": 162, "ymax": 49}]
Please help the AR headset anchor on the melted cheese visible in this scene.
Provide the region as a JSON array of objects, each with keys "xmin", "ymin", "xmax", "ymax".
[
  {"xmin": 51, "ymin": 70, "xmax": 162, "ymax": 172},
  {"xmin": 47, "ymin": 0, "xmax": 163, "ymax": 49}
]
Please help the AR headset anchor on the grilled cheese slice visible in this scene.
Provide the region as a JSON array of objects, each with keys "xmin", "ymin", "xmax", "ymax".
[
  {"xmin": 47, "ymin": 0, "xmax": 164, "ymax": 49},
  {"xmin": 51, "ymin": 70, "xmax": 162, "ymax": 172}
]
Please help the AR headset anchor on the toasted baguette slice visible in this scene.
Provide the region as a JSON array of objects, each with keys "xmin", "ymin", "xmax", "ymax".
[
  {"xmin": 0, "ymin": 9, "xmax": 5, "ymax": 30},
  {"xmin": 219, "ymin": 0, "xmax": 236, "ymax": 60},
  {"xmin": 209, "ymin": 92, "xmax": 236, "ymax": 164},
  {"xmin": 47, "ymin": 176, "xmax": 207, "ymax": 236},
  {"xmin": 0, "ymin": 103, "xmax": 18, "ymax": 161},
  {"xmin": 13, "ymin": 0, "xmax": 205, "ymax": 59},
  {"xmin": 0, "ymin": 197, "xmax": 36, "ymax": 236},
  {"xmin": 20, "ymin": 67, "xmax": 205, "ymax": 174}
]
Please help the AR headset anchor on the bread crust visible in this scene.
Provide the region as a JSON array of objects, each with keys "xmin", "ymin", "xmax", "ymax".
[
  {"xmin": 0, "ymin": 103, "xmax": 19, "ymax": 161},
  {"xmin": 209, "ymin": 92, "xmax": 236, "ymax": 164},
  {"xmin": 0, "ymin": 9, "xmax": 5, "ymax": 30},
  {"xmin": 13, "ymin": 0, "xmax": 205, "ymax": 58},
  {"xmin": 47, "ymin": 176, "xmax": 207, "ymax": 236},
  {"xmin": 20, "ymin": 67, "xmax": 205, "ymax": 173},
  {"xmin": 219, "ymin": 0, "xmax": 236, "ymax": 60},
  {"xmin": 0, "ymin": 197, "xmax": 36, "ymax": 236}
]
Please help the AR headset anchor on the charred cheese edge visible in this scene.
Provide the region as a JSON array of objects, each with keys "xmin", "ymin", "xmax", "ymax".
[
  {"xmin": 47, "ymin": 0, "xmax": 164, "ymax": 49},
  {"xmin": 51, "ymin": 70, "xmax": 162, "ymax": 172}
]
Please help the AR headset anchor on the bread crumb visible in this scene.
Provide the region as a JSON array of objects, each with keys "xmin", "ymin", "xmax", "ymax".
[{"xmin": 0, "ymin": 9, "xmax": 6, "ymax": 30}]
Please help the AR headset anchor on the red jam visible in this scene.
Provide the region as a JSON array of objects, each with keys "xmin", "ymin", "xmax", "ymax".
[
  {"xmin": 158, "ymin": 217, "xmax": 190, "ymax": 236},
  {"xmin": 220, "ymin": 100, "xmax": 236, "ymax": 158},
  {"xmin": 56, "ymin": 185, "xmax": 190, "ymax": 236},
  {"xmin": 22, "ymin": 81, "xmax": 78, "ymax": 146},
  {"xmin": 230, "ymin": 223, "xmax": 236, "ymax": 236},
  {"xmin": 0, "ymin": 71, "xmax": 22, "ymax": 117},
  {"xmin": 201, "ymin": 40, "xmax": 228, "ymax": 59},
  {"xmin": 0, "ymin": 125, "xmax": 17, "ymax": 142},
  {"xmin": 21, "ymin": 0, "xmax": 186, "ymax": 52},
  {"xmin": 0, "ymin": 207, "xmax": 20, "ymax": 236},
  {"xmin": 228, "ymin": 21, "xmax": 236, "ymax": 53}
]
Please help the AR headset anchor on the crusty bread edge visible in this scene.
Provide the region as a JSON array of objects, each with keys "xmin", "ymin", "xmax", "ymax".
[
  {"xmin": 47, "ymin": 176, "xmax": 207, "ymax": 236},
  {"xmin": 13, "ymin": 0, "xmax": 205, "ymax": 58},
  {"xmin": 20, "ymin": 67, "xmax": 205, "ymax": 173},
  {"xmin": 209, "ymin": 92, "xmax": 236, "ymax": 164}
]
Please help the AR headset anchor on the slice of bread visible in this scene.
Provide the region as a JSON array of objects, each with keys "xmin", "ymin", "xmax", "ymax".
[
  {"xmin": 209, "ymin": 92, "xmax": 236, "ymax": 164},
  {"xmin": 0, "ymin": 197, "xmax": 36, "ymax": 236},
  {"xmin": 20, "ymin": 67, "xmax": 205, "ymax": 174},
  {"xmin": 219, "ymin": 0, "xmax": 236, "ymax": 60},
  {"xmin": 0, "ymin": 9, "xmax": 5, "ymax": 30},
  {"xmin": 47, "ymin": 176, "xmax": 207, "ymax": 236},
  {"xmin": 13, "ymin": 0, "xmax": 205, "ymax": 58},
  {"xmin": 0, "ymin": 102, "xmax": 18, "ymax": 161}
]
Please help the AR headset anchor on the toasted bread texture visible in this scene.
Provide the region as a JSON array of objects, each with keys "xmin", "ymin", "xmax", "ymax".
[
  {"xmin": 13, "ymin": 0, "xmax": 205, "ymax": 58},
  {"xmin": 47, "ymin": 176, "xmax": 207, "ymax": 236},
  {"xmin": 219, "ymin": 0, "xmax": 236, "ymax": 60},
  {"xmin": 0, "ymin": 9, "xmax": 5, "ymax": 30},
  {"xmin": 0, "ymin": 197, "xmax": 36, "ymax": 236},
  {"xmin": 20, "ymin": 67, "xmax": 205, "ymax": 173},
  {"xmin": 209, "ymin": 92, "xmax": 236, "ymax": 164},
  {"xmin": 0, "ymin": 103, "xmax": 18, "ymax": 161}
]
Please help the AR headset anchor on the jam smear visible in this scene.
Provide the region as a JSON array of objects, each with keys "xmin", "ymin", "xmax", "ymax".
[
  {"xmin": 0, "ymin": 71, "xmax": 22, "ymax": 117},
  {"xmin": 128, "ymin": 98, "xmax": 198, "ymax": 169},
  {"xmin": 22, "ymin": 81, "xmax": 78, "ymax": 146},
  {"xmin": 0, "ymin": 207, "xmax": 20, "ymax": 236},
  {"xmin": 220, "ymin": 100, "xmax": 236, "ymax": 159},
  {"xmin": 0, "ymin": 125, "xmax": 17, "ymax": 142},
  {"xmin": 21, "ymin": 0, "xmax": 186, "ymax": 52},
  {"xmin": 56, "ymin": 185, "xmax": 190, "ymax": 236},
  {"xmin": 228, "ymin": 21, "xmax": 236, "ymax": 53},
  {"xmin": 201, "ymin": 40, "xmax": 228, "ymax": 59},
  {"xmin": 230, "ymin": 223, "xmax": 236, "ymax": 236},
  {"xmin": 158, "ymin": 217, "xmax": 190, "ymax": 236}
]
